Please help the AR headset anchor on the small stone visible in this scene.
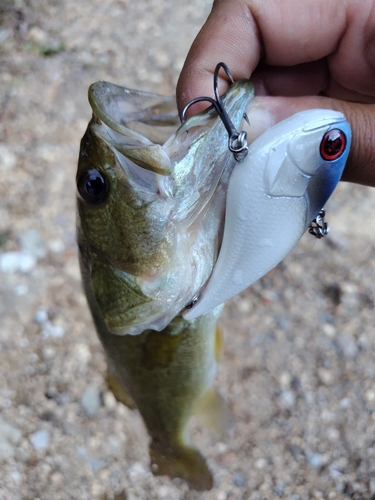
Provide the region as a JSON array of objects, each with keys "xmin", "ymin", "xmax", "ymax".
[
  {"xmin": 328, "ymin": 462, "xmax": 343, "ymax": 479},
  {"xmin": 318, "ymin": 368, "xmax": 334, "ymax": 386},
  {"xmin": 19, "ymin": 229, "xmax": 47, "ymax": 260},
  {"xmin": 42, "ymin": 347, "xmax": 56, "ymax": 360},
  {"xmin": 80, "ymin": 385, "xmax": 101, "ymax": 417},
  {"xmin": 29, "ymin": 429, "xmax": 50, "ymax": 451},
  {"xmin": 216, "ymin": 442, "xmax": 228, "ymax": 454},
  {"xmin": 64, "ymin": 258, "xmax": 81, "ymax": 280},
  {"xmin": 279, "ymin": 372, "xmax": 292, "ymax": 388},
  {"xmin": 216, "ymin": 492, "xmax": 227, "ymax": 500},
  {"xmin": 0, "ymin": 251, "xmax": 36, "ymax": 273},
  {"xmin": 157, "ymin": 485, "xmax": 172, "ymax": 498},
  {"xmin": 327, "ymin": 427, "xmax": 340, "ymax": 441},
  {"xmin": 74, "ymin": 343, "xmax": 91, "ymax": 363},
  {"xmin": 323, "ymin": 323, "xmax": 336, "ymax": 337},
  {"xmin": 279, "ymin": 390, "xmax": 295, "ymax": 408},
  {"xmin": 34, "ymin": 308, "xmax": 49, "ymax": 325},
  {"xmin": 340, "ymin": 397, "xmax": 351, "ymax": 409},
  {"xmin": 365, "ymin": 389, "xmax": 375, "ymax": 403},
  {"xmin": 127, "ymin": 462, "xmax": 148, "ymax": 481},
  {"xmin": 254, "ymin": 458, "xmax": 267, "ymax": 469},
  {"xmin": 103, "ymin": 391, "xmax": 117, "ymax": 410},
  {"xmin": 274, "ymin": 484, "xmax": 284, "ymax": 496},
  {"xmin": 306, "ymin": 451, "xmax": 323, "ymax": 468},
  {"xmin": 337, "ymin": 333, "xmax": 358, "ymax": 359},
  {"xmin": 48, "ymin": 239, "xmax": 65, "ymax": 253},
  {"xmin": 0, "ymin": 415, "xmax": 22, "ymax": 460},
  {"xmin": 233, "ymin": 471, "xmax": 246, "ymax": 487},
  {"xmin": 28, "ymin": 26, "xmax": 48, "ymax": 44},
  {"xmin": 40, "ymin": 321, "xmax": 65, "ymax": 338},
  {"xmin": 14, "ymin": 284, "xmax": 29, "ymax": 296},
  {"xmin": 0, "ymin": 144, "xmax": 17, "ymax": 170},
  {"xmin": 11, "ymin": 469, "xmax": 22, "ymax": 485}
]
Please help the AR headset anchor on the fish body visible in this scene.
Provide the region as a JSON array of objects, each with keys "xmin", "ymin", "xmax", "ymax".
[
  {"xmin": 184, "ymin": 110, "xmax": 351, "ymax": 320},
  {"xmin": 77, "ymin": 80, "xmax": 254, "ymax": 489}
]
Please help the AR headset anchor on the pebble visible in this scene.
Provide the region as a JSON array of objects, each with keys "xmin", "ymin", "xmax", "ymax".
[
  {"xmin": 103, "ymin": 391, "xmax": 117, "ymax": 410},
  {"xmin": 279, "ymin": 389, "xmax": 296, "ymax": 408},
  {"xmin": 306, "ymin": 451, "xmax": 323, "ymax": 468},
  {"xmin": 318, "ymin": 368, "xmax": 334, "ymax": 386},
  {"xmin": 340, "ymin": 397, "xmax": 351, "ymax": 409},
  {"xmin": 34, "ymin": 308, "xmax": 49, "ymax": 325},
  {"xmin": 233, "ymin": 471, "xmax": 246, "ymax": 487},
  {"xmin": 0, "ymin": 251, "xmax": 36, "ymax": 273},
  {"xmin": 48, "ymin": 239, "xmax": 65, "ymax": 253},
  {"xmin": 279, "ymin": 371, "xmax": 292, "ymax": 388},
  {"xmin": 19, "ymin": 229, "xmax": 47, "ymax": 260},
  {"xmin": 80, "ymin": 384, "xmax": 101, "ymax": 417},
  {"xmin": 29, "ymin": 429, "xmax": 50, "ymax": 451},
  {"xmin": 10, "ymin": 469, "xmax": 23, "ymax": 485},
  {"xmin": 0, "ymin": 415, "xmax": 22, "ymax": 460},
  {"xmin": 42, "ymin": 347, "xmax": 56, "ymax": 361},
  {"xmin": 127, "ymin": 462, "xmax": 148, "ymax": 481},
  {"xmin": 157, "ymin": 485, "xmax": 173, "ymax": 498},
  {"xmin": 89, "ymin": 458, "xmax": 108, "ymax": 473},
  {"xmin": 0, "ymin": 143, "xmax": 17, "ymax": 170},
  {"xmin": 40, "ymin": 321, "xmax": 65, "ymax": 338},
  {"xmin": 254, "ymin": 458, "xmax": 267, "ymax": 469},
  {"xmin": 336, "ymin": 333, "xmax": 358, "ymax": 359},
  {"xmin": 74, "ymin": 343, "xmax": 91, "ymax": 363},
  {"xmin": 14, "ymin": 284, "xmax": 29, "ymax": 296},
  {"xmin": 274, "ymin": 484, "xmax": 284, "ymax": 496},
  {"xmin": 28, "ymin": 26, "xmax": 48, "ymax": 45}
]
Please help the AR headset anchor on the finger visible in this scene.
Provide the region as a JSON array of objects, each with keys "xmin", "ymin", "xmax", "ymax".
[
  {"xmin": 176, "ymin": 0, "xmax": 262, "ymax": 116},
  {"xmin": 177, "ymin": 0, "xmax": 375, "ymax": 115},
  {"xmin": 244, "ymin": 96, "xmax": 375, "ymax": 187},
  {"xmin": 252, "ymin": 60, "xmax": 329, "ymax": 97}
]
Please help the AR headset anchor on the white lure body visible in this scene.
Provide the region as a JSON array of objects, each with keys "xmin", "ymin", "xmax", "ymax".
[{"xmin": 183, "ymin": 109, "xmax": 351, "ymax": 320}]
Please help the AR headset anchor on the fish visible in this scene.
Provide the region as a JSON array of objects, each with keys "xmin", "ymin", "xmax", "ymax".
[
  {"xmin": 76, "ymin": 79, "xmax": 254, "ymax": 490},
  {"xmin": 184, "ymin": 109, "xmax": 351, "ymax": 320}
]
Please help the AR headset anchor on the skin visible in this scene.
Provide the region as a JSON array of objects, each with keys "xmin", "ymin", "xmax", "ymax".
[{"xmin": 176, "ymin": 0, "xmax": 375, "ymax": 187}]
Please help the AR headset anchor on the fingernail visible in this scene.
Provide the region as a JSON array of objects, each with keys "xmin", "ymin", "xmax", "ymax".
[{"xmin": 241, "ymin": 98, "xmax": 276, "ymax": 144}]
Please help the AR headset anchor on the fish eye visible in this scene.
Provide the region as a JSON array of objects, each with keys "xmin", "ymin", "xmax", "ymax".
[
  {"xmin": 320, "ymin": 129, "xmax": 346, "ymax": 161},
  {"xmin": 77, "ymin": 169, "xmax": 109, "ymax": 204}
]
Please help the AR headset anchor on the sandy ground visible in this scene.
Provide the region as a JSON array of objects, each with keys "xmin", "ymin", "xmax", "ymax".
[{"xmin": 1, "ymin": 1, "xmax": 375, "ymax": 499}]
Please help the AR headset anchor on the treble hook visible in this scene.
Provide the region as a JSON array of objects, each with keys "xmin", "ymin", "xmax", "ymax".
[{"xmin": 179, "ymin": 62, "xmax": 249, "ymax": 162}]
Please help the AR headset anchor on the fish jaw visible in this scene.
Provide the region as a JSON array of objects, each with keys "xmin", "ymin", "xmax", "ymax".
[{"xmin": 184, "ymin": 109, "xmax": 351, "ymax": 320}]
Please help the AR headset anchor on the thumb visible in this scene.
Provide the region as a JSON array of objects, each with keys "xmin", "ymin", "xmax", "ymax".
[{"xmin": 244, "ymin": 96, "xmax": 375, "ymax": 187}]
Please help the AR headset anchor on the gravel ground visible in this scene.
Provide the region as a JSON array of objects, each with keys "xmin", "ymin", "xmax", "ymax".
[{"xmin": 1, "ymin": 1, "xmax": 375, "ymax": 499}]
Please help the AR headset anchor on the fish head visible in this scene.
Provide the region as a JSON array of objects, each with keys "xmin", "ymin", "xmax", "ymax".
[{"xmin": 77, "ymin": 80, "xmax": 254, "ymax": 334}]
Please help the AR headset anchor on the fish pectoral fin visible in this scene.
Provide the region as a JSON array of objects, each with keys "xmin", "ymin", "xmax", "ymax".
[
  {"xmin": 150, "ymin": 438, "xmax": 213, "ymax": 491},
  {"xmin": 106, "ymin": 360, "xmax": 136, "ymax": 409},
  {"xmin": 194, "ymin": 387, "xmax": 234, "ymax": 437}
]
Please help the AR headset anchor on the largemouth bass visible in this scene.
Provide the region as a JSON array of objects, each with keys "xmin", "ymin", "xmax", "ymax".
[{"xmin": 77, "ymin": 80, "xmax": 254, "ymax": 490}]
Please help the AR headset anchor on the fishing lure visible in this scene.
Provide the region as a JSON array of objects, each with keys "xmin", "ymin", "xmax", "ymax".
[{"xmin": 183, "ymin": 63, "xmax": 351, "ymax": 320}]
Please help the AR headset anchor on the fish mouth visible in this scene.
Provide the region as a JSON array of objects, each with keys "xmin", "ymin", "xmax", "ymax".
[{"xmin": 88, "ymin": 81, "xmax": 180, "ymax": 142}]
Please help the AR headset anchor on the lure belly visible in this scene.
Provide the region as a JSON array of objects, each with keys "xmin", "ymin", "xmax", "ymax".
[{"xmin": 184, "ymin": 109, "xmax": 351, "ymax": 320}]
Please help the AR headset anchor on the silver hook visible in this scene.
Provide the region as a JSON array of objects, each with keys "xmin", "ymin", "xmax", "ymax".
[
  {"xmin": 180, "ymin": 62, "xmax": 249, "ymax": 162},
  {"xmin": 308, "ymin": 209, "xmax": 329, "ymax": 238}
]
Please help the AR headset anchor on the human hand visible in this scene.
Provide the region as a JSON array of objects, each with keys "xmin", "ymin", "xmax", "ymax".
[{"xmin": 176, "ymin": 0, "xmax": 375, "ymax": 186}]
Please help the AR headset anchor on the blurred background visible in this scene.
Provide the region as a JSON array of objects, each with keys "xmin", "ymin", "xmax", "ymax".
[{"xmin": 1, "ymin": 1, "xmax": 375, "ymax": 499}]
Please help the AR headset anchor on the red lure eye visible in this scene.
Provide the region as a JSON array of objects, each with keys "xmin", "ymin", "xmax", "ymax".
[{"xmin": 320, "ymin": 129, "xmax": 346, "ymax": 161}]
